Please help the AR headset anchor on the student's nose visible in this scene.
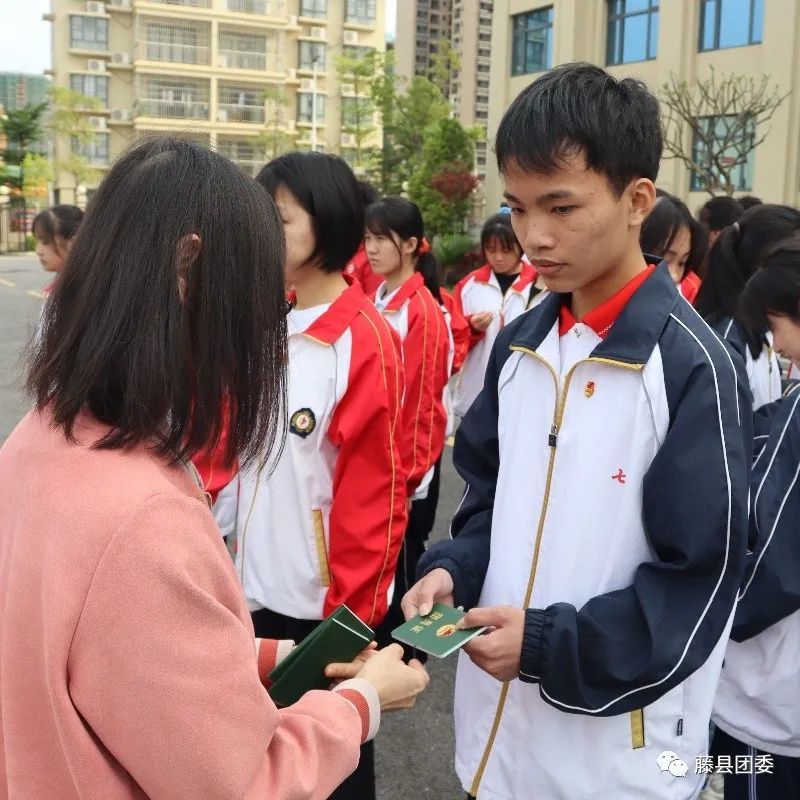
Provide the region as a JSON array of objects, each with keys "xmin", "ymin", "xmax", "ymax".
[{"xmin": 520, "ymin": 222, "xmax": 557, "ymax": 253}]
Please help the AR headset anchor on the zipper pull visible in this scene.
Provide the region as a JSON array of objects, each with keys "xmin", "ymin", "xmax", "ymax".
[{"xmin": 548, "ymin": 424, "xmax": 558, "ymax": 448}]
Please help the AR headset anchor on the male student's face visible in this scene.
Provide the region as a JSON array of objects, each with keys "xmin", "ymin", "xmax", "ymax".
[{"xmin": 503, "ymin": 152, "xmax": 646, "ymax": 294}]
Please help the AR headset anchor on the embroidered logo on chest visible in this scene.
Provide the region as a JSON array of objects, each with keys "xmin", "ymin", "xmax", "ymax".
[
  {"xmin": 290, "ymin": 408, "xmax": 317, "ymax": 438},
  {"xmin": 584, "ymin": 380, "xmax": 596, "ymax": 398}
]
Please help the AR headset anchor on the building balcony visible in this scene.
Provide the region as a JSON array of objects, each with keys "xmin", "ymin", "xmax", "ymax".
[
  {"xmin": 147, "ymin": 0, "xmax": 212, "ymax": 7},
  {"xmin": 136, "ymin": 17, "xmax": 211, "ymax": 65},
  {"xmin": 136, "ymin": 98, "xmax": 210, "ymax": 119},
  {"xmin": 223, "ymin": 0, "xmax": 288, "ymax": 14},
  {"xmin": 218, "ymin": 49, "xmax": 266, "ymax": 70},
  {"xmin": 138, "ymin": 41, "xmax": 211, "ymax": 65},
  {"xmin": 217, "ymin": 103, "xmax": 265, "ymax": 123}
]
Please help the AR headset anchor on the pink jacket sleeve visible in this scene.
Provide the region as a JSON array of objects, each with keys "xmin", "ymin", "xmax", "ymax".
[{"xmin": 67, "ymin": 492, "xmax": 378, "ymax": 800}]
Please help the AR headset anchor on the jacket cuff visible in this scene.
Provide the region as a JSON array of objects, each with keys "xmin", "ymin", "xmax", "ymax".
[
  {"xmin": 333, "ymin": 678, "xmax": 381, "ymax": 743},
  {"xmin": 519, "ymin": 608, "xmax": 547, "ymax": 684},
  {"xmin": 256, "ymin": 638, "xmax": 295, "ymax": 688},
  {"xmin": 418, "ymin": 557, "xmax": 470, "ymax": 609}
]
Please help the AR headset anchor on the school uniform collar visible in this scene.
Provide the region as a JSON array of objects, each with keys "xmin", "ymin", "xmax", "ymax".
[
  {"xmin": 509, "ymin": 262, "xmax": 538, "ymax": 294},
  {"xmin": 300, "ymin": 279, "xmax": 367, "ymax": 346},
  {"xmin": 511, "ymin": 259, "xmax": 678, "ymax": 366},
  {"xmin": 382, "ymin": 271, "xmax": 425, "ymax": 313}
]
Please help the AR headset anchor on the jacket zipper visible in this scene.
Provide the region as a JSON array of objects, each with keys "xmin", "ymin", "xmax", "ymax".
[{"xmin": 469, "ymin": 350, "xmax": 643, "ymax": 796}]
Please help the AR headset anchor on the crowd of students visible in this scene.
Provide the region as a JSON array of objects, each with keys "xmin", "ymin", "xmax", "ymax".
[{"xmin": 2, "ymin": 61, "xmax": 800, "ymax": 800}]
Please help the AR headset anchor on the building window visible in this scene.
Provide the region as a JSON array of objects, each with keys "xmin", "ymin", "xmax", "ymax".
[
  {"xmin": 297, "ymin": 92, "xmax": 326, "ymax": 123},
  {"xmin": 298, "ymin": 41, "xmax": 326, "ymax": 69},
  {"xmin": 69, "ymin": 74, "xmax": 109, "ymax": 105},
  {"xmin": 343, "ymin": 45, "xmax": 374, "ymax": 61},
  {"xmin": 511, "ymin": 7, "xmax": 553, "ymax": 76},
  {"xmin": 699, "ymin": 0, "xmax": 763, "ymax": 51},
  {"xmin": 690, "ymin": 115, "xmax": 755, "ymax": 191},
  {"xmin": 346, "ymin": 0, "xmax": 376, "ymax": 25},
  {"xmin": 341, "ymin": 96, "xmax": 372, "ymax": 126},
  {"xmin": 72, "ymin": 133, "xmax": 109, "ymax": 165},
  {"xmin": 606, "ymin": 1, "xmax": 658, "ymax": 65},
  {"xmin": 70, "ymin": 15, "xmax": 109, "ymax": 51},
  {"xmin": 300, "ymin": 0, "xmax": 326, "ymax": 18}
]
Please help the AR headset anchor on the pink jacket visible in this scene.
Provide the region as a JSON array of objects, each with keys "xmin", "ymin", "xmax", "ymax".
[{"xmin": 0, "ymin": 409, "xmax": 378, "ymax": 800}]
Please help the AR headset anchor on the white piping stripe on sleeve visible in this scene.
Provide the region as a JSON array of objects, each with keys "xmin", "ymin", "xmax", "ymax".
[
  {"xmin": 448, "ymin": 484, "xmax": 470, "ymax": 540},
  {"xmin": 751, "ymin": 391, "xmax": 800, "ymax": 538},
  {"xmin": 540, "ymin": 312, "xmax": 736, "ymax": 714},
  {"xmin": 723, "ymin": 318, "xmax": 735, "ymax": 340},
  {"xmin": 739, "ymin": 397, "xmax": 800, "ymax": 599}
]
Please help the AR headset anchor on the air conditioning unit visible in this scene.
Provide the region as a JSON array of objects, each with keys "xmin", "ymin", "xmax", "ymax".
[
  {"xmin": 299, "ymin": 78, "xmax": 314, "ymax": 91},
  {"xmin": 89, "ymin": 116, "xmax": 107, "ymax": 131},
  {"xmin": 343, "ymin": 30, "xmax": 359, "ymax": 45},
  {"xmin": 310, "ymin": 26, "xmax": 325, "ymax": 39},
  {"xmin": 341, "ymin": 83, "xmax": 355, "ymax": 95},
  {"xmin": 111, "ymin": 52, "xmax": 131, "ymax": 65},
  {"xmin": 216, "ymin": 109, "xmax": 229, "ymax": 122},
  {"xmin": 111, "ymin": 109, "xmax": 131, "ymax": 122},
  {"xmin": 86, "ymin": 1, "xmax": 106, "ymax": 13},
  {"xmin": 87, "ymin": 59, "xmax": 106, "ymax": 72},
  {"xmin": 341, "ymin": 133, "xmax": 356, "ymax": 147}
]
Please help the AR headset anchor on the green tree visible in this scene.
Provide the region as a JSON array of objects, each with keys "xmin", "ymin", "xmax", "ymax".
[
  {"xmin": 22, "ymin": 153, "xmax": 53, "ymax": 203},
  {"xmin": 409, "ymin": 117, "xmax": 478, "ymax": 237},
  {"xmin": 256, "ymin": 86, "xmax": 300, "ymax": 160},
  {"xmin": 336, "ymin": 50, "xmax": 378, "ymax": 173}
]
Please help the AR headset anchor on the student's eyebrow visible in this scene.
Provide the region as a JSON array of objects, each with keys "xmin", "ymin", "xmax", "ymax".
[{"xmin": 503, "ymin": 189, "xmax": 577, "ymax": 204}]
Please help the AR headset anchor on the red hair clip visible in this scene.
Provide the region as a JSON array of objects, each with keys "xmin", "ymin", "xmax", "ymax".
[{"xmin": 418, "ymin": 236, "xmax": 431, "ymax": 255}]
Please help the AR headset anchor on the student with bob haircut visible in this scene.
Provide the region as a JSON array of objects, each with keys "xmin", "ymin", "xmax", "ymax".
[
  {"xmin": 695, "ymin": 204, "xmax": 800, "ymax": 409},
  {"xmin": 213, "ymin": 151, "xmax": 418, "ymax": 800},
  {"xmin": 32, "ymin": 204, "xmax": 84, "ymax": 277},
  {"xmin": 451, "ymin": 212, "xmax": 544, "ymax": 419},
  {"xmin": 0, "ymin": 137, "xmax": 427, "ymax": 800},
  {"xmin": 712, "ymin": 236, "xmax": 800, "ymax": 799},
  {"xmin": 403, "ymin": 63, "xmax": 750, "ymax": 800},
  {"xmin": 699, "ymin": 195, "xmax": 744, "ymax": 250},
  {"xmin": 640, "ymin": 192, "xmax": 707, "ymax": 303}
]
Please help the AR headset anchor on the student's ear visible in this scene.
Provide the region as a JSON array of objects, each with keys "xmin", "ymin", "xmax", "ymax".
[
  {"xmin": 176, "ymin": 233, "xmax": 202, "ymax": 304},
  {"xmin": 627, "ymin": 179, "xmax": 657, "ymax": 227},
  {"xmin": 403, "ymin": 236, "xmax": 419, "ymax": 258}
]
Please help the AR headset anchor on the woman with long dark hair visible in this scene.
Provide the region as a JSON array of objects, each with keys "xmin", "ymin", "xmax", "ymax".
[
  {"xmin": 0, "ymin": 137, "xmax": 427, "ymax": 800},
  {"xmin": 695, "ymin": 204, "xmax": 800, "ymax": 409}
]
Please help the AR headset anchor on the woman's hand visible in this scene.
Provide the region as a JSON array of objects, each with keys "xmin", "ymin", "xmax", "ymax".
[{"xmin": 324, "ymin": 642, "xmax": 378, "ymax": 683}]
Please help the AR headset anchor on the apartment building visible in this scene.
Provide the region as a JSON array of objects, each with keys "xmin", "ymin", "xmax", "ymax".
[
  {"xmin": 47, "ymin": 0, "xmax": 386, "ymax": 201},
  {"xmin": 486, "ymin": 0, "xmax": 800, "ymax": 213},
  {"xmin": 0, "ymin": 73, "xmax": 50, "ymax": 112}
]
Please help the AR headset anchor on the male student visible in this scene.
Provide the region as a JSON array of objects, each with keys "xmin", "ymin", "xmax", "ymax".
[{"xmin": 402, "ymin": 63, "xmax": 751, "ymax": 800}]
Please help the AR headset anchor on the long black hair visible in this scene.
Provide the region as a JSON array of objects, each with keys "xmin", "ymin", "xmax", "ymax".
[
  {"xmin": 739, "ymin": 235, "xmax": 800, "ymax": 333},
  {"xmin": 640, "ymin": 192, "xmax": 707, "ymax": 280},
  {"xmin": 28, "ymin": 136, "xmax": 287, "ymax": 469},
  {"xmin": 365, "ymin": 196, "xmax": 442, "ymax": 302},
  {"xmin": 480, "ymin": 213, "xmax": 522, "ymax": 260},
  {"xmin": 33, "ymin": 204, "xmax": 84, "ymax": 248},
  {"xmin": 696, "ymin": 204, "xmax": 800, "ymax": 355},
  {"xmin": 256, "ymin": 151, "xmax": 364, "ymax": 273}
]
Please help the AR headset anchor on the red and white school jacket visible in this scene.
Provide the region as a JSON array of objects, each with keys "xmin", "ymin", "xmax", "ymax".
[
  {"xmin": 215, "ymin": 282, "xmax": 408, "ymax": 627},
  {"xmin": 374, "ymin": 272, "xmax": 450, "ymax": 498},
  {"xmin": 452, "ymin": 262, "xmax": 542, "ymax": 418},
  {"xmin": 441, "ymin": 288, "xmax": 470, "ymax": 376}
]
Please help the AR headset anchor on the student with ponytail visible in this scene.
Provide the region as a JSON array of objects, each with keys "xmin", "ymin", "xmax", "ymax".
[
  {"xmin": 696, "ymin": 204, "xmax": 800, "ymax": 409},
  {"xmin": 364, "ymin": 197, "xmax": 451, "ymax": 654}
]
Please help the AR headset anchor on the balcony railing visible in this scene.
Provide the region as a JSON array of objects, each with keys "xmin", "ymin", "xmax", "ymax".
[
  {"xmin": 136, "ymin": 98, "xmax": 210, "ymax": 119},
  {"xmin": 218, "ymin": 49, "xmax": 266, "ymax": 70},
  {"xmin": 140, "ymin": 41, "xmax": 211, "ymax": 65},
  {"xmin": 217, "ymin": 103, "xmax": 266, "ymax": 123},
  {"xmin": 149, "ymin": 0, "xmax": 212, "ymax": 7}
]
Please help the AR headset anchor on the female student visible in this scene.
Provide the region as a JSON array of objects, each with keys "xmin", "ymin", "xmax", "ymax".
[
  {"xmin": 32, "ymin": 204, "xmax": 84, "ymax": 277},
  {"xmin": 696, "ymin": 204, "xmax": 800, "ymax": 409},
  {"xmin": 364, "ymin": 196, "xmax": 451, "ymax": 649},
  {"xmin": 640, "ymin": 192, "xmax": 707, "ymax": 303},
  {"xmin": 214, "ymin": 152, "xmax": 411, "ymax": 800},
  {"xmin": 0, "ymin": 137, "xmax": 428, "ymax": 800},
  {"xmin": 452, "ymin": 213, "xmax": 545, "ymax": 419},
  {"xmin": 712, "ymin": 237, "xmax": 800, "ymax": 799}
]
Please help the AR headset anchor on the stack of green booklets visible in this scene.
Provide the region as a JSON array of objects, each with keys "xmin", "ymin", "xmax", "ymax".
[{"xmin": 267, "ymin": 605, "xmax": 374, "ymax": 707}]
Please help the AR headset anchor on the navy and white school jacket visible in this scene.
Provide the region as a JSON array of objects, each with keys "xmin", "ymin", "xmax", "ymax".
[
  {"xmin": 712, "ymin": 317, "xmax": 781, "ymax": 410},
  {"xmin": 216, "ymin": 282, "xmax": 408, "ymax": 627},
  {"xmin": 418, "ymin": 263, "xmax": 751, "ymax": 800},
  {"xmin": 713, "ymin": 383, "xmax": 800, "ymax": 757}
]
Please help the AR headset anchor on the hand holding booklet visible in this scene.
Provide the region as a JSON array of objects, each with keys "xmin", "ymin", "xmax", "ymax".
[
  {"xmin": 267, "ymin": 605, "xmax": 373, "ymax": 707},
  {"xmin": 391, "ymin": 602, "xmax": 487, "ymax": 658}
]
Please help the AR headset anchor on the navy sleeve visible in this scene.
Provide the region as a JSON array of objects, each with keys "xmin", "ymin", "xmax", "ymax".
[
  {"xmin": 416, "ymin": 325, "xmax": 515, "ymax": 610},
  {"xmin": 733, "ymin": 384, "xmax": 800, "ymax": 641},
  {"xmin": 520, "ymin": 314, "xmax": 751, "ymax": 716}
]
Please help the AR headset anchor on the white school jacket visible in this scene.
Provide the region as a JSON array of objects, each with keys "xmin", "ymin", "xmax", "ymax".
[
  {"xmin": 452, "ymin": 263, "xmax": 544, "ymax": 418},
  {"xmin": 216, "ymin": 283, "xmax": 407, "ymax": 626}
]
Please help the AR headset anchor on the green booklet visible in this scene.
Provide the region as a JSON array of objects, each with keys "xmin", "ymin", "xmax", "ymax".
[
  {"xmin": 391, "ymin": 603, "xmax": 487, "ymax": 658},
  {"xmin": 267, "ymin": 605, "xmax": 374, "ymax": 707}
]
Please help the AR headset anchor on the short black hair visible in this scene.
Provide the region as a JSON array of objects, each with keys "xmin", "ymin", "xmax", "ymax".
[
  {"xmin": 739, "ymin": 234, "xmax": 800, "ymax": 333},
  {"xmin": 256, "ymin": 152, "xmax": 364, "ymax": 274},
  {"xmin": 495, "ymin": 63, "xmax": 663, "ymax": 196},
  {"xmin": 28, "ymin": 136, "xmax": 287, "ymax": 469},
  {"xmin": 698, "ymin": 196, "xmax": 743, "ymax": 231},
  {"xmin": 33, "ymin": 204, "xmax": 84, "ymax": 245},
  {"xmin": 640, "ymin": 193, "xmax": 707, "ymax": 280},
  {"xmin": 357, "ymin": 179, "xmax": 379, "ymax": 207},
  {"xmin": 696, "ymin": 204, "xmax": 800, "ymax": 353},
  {"xmin": 481, "ymin": 213, "xmax": 522, "ymax": 255},
  {"xmin": 737, "ymin": 195, "xmax": 763, "ymax": 211}
]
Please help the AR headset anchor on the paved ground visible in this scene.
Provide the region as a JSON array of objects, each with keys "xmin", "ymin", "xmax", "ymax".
[{"xmin": 0, "ymin": 254, "xmax": 722, "ymax": 799}]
